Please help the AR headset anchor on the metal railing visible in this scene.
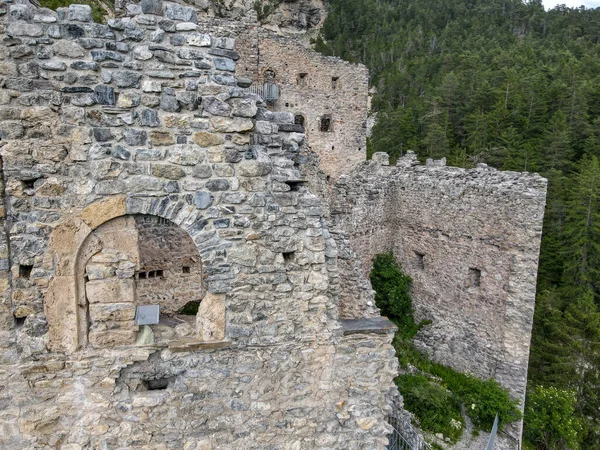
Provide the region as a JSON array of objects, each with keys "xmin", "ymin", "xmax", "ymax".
[
  {"xmin": 242, "ymin": 83, "xmax": 280, "ymax": 102},
  {"xmin": 385, "ymin": 397, "xmax": 433, "ymax": 450}
]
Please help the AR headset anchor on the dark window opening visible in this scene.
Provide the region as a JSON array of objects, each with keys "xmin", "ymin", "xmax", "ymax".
[
  {"xmin": 297, "ymin": 72, "xmax": 308, "ymax": 87},
  {"xmin": 285, "ymin": 180, "xmax": 307, "ymax": 192},
  {"xmin": 320, "ymin": 116, "xmax": 331, "ymax": 132},
  {"xmin": 282, "ymin": 252, "xmax": 295, "ymax": 264},
  {"xmin": 332, "ymin": 76, "xmax": 339, "ymax": 89},
  {"xmin": 156, "ymin": 269, "xmax": 164, "ymax": 277},
  {"xmin": 14, "ymin": 316, "xmax": 26, "ymax": 327},
  {"xmin": 294, "ymin": 114, "xmax": 305, "ymax": 126},
  {"xmin": 468, "ymin": 268, "xmax": 481, "ymax": 287},
  {"xmin": 138, "ymin": 272, "xmax": 147, "ymax": 279},
  {"xmin": 182, "ymin": 266, "xmax": 191, "ymax": 274},
  {"xmin": 326, "ymin": 175, "xmax": 331, "ymax": 182},
  {"xmin": 143, "ymin": 377, "xmax": 171, "ymax": 391},
  {"xmin": 19, "ymin": 264, "xmax": 33, "ymax": 279},
  {"xmin": 332, "ymin": 146, "xmax": 335, "ymax": 151},
  {"xmin": 21, "ymin": 178, "xmax": 41, "ymax": 191},
  {"xmin": 415, "ymin": 252, "xmax": 425, "ymax": 270},
  {"xmin": 285, "ymin": 103, "xmax": 289, "ymax": 107}
]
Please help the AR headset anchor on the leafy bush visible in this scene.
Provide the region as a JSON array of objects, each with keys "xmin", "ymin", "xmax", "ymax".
[
  {"xmin": 427, "ymin": 364, "xmax": 522, "ymax": 431},
  {"xmin": 370, "ymin": 252, "xmax": 412, "ymax": 318},
  {"xmin": 524, "ymin": 386, "xmax": 581, "ymax": 450},
  {"xmin": 396, "ymin": 373, "xmax": 464, "ymax": 443}
]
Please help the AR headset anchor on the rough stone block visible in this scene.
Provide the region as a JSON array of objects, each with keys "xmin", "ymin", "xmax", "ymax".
[
  {"xmin": 86, "ymin": 279, "xmax": 135, "ymax": 304},
  {"xmin": 89, "ymin": 330, "xmax": 137, "ymax": 348},
  {"xmin": 89, "ymin": 303, "xmax": 137, "ymax": 322},
  {"xmin": 196, "ymin": 293, "xmax": 225, "ymax": 341}
]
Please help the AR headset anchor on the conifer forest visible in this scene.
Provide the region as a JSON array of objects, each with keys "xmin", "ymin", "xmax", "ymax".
[{"xmin": 316, "ymin": 1, "xmax": 600, "ymax": 447}]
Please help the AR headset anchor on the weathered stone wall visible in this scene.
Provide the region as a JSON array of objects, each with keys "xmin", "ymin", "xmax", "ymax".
[
  {"xmin": 0, "ymin": 1, "xmax": 398, "ymax": 448},
  {"xmin": 254, "ymin": 34, "xmax": 370, "ymax": 179},
  {"xmin": 331, "ymin": 153, "xmax": 547, "ymax": 440}
]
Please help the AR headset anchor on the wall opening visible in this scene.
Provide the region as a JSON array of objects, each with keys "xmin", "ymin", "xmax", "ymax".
[
  {"xmin": 332, "ymin": 76, "xmax": 340, "ymax": 89},
  {"xmin": 19, "ymin": 264, "xmax": 33, "ymax": 279},
  {"xmin": 282, "ymin": 251, "xmax": 295, "ymax": 265},
  {"xmin": 297, "ymin": 72, "xmax": 308, "ymax": 87},
  {"xmin": 320, "ymin": 115, "xmax": 332, "ymax": 132},
  {"xmin": 79, "ymin": 214, "xmax": 207, "ymax": 349},
  {"xmin": 414, "ymin": 252, "xmax": 425, "ymax": 270},
  {"xmin": 468, "ymin": 268, "xmax": 481, "ymax": 287},
  {"xmin": 294, "ymin": 114, "xmax": 305, "ymax": 127}
]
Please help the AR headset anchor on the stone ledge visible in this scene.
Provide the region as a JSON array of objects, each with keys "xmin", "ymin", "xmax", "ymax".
[
  {"xmin": 168, "ymin": 339, "xmax": 232, "ymax": 353},
  {"xmin": 340, "ymin": 317, "xmax": 398, "ymax": 336}
]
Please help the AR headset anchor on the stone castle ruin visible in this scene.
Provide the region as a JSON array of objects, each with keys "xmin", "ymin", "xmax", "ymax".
[{"xmin": 0, "ymin": 0, "xmax": 546, "ymax": 448}]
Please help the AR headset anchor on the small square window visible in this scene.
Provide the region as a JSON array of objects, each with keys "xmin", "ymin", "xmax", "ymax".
[
  {"xmin": 156, "ymin": 269, "xmax": 164, "ymax": 278},
  {"xmin": 139, "ymin": 272, "xmax": 147, "ymax": 279},
  {"xmin": 297, "ymin": 73, "xmax": 308, "ymax": 87},
  {"xmin": 19, "ymin": 265, "xmax": 33, "ymax": 279},
  {"xmin": 182, "ymin": 266, "xmax": 191, "ymax": 274}
]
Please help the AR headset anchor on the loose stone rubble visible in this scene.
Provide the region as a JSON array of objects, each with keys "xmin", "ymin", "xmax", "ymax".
[{"xmin": 0, "ymin": 0, "xmax": 546, "ymax": 449}]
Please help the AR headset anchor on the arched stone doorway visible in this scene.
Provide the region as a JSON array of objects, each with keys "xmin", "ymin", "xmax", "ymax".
[{"xmin": 79, "ymin": 215, "xmax": 206, "ymax": 348}]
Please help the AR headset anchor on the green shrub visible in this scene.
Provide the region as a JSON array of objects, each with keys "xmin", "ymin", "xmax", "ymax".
[
  {"xmin": 370, "ymin": 252, "xmax": 412, "ymax": 318},
  {"xmin": 524, "ymin": 385, "xmax": 581, "ymax": 450},
  {"xmin": 396, "ymin": 373, "xmax": 464, "ymax": 443},
  {"xmin": 428, "ymin": 364, "xmax": 522, "ymax": 431}
]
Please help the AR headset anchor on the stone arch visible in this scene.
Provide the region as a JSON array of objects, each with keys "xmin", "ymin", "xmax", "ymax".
[{"xmin": 46, "ymin": 195, "xmax": 229, "ymax": 353}]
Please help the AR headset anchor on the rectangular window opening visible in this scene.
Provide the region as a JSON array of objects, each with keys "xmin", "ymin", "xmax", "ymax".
[
  {"xmin": 415, "ymin": 252, "xmax": 425, "ymax": 270},
  {"xmin": 282, "ymin": 252, "xmax": 295, "ymax": 264},
  {"xmin": 332, "ymin": 76, "xmax": 339, "ymax": 89},
  {"xmin": 182, "ymin": 266, "xmax": 191, "ymax": 274},
  {"xmin": 468, "ymin": 268, "xmax": 481, "ymax": 287},
  {"xmin": 143, "ymin": 377, "xmax": 171, "ymax": 391},
  {"xmin": 19, "ymin": 265, "xmax": 33, "ymax": 279},
  {"xmin": 14, "ymin": 316, "xmax": 26, "ymax": 327},
  {"xmin": 138, "ymin": 272, "xmax": 147, "ymax": 280},
  {"xmin": 156, "ymin": 269, "xmax": 164, "ymax": 278},
  {"xmin": 320, "ymin": 116, "xmax": 331, "ymax": 132},
  {"xmin": 297, "ymin": 72, "xmax": 308, "ymax": 87}
]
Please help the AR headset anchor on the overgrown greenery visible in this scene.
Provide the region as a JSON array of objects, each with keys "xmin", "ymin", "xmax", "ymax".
[
  {"xmin": 370, "ymin": 252, "xmax": 520, "ymax": 444},
  {"xmin": 39, "ymin": 0, "xmax": 114, "ymax": 23},
  {"xmin": 524, "ymin": 386, "xmax": 581, "ymax": 450},
  {"xmin": 318, "ymin": 1, "xmax": 600, "ymax": 447}
]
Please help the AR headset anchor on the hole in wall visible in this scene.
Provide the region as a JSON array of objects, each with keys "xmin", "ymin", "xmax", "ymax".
[
  {"xmin": 282, "ymin": 252, "xmax": 295, "ymax": 264},
  {"xmin": 414, "ymin": 252, "xmax": 425, "ymax": 270},
  {"xmin": 297, "ymin": 72, "xmax": 308, "ymax": 86},
  {"xmin": 284, "ymin": 180, "xmax": 307, "ymax": 192},
  {"xmin": 182, "ymin": 266, "xmax": 191, "ymax": 274},
  {"xmin": 14, "ymin": 316, "xmax": 26, "ymax": 327},
  {"xmin": 320, "ymin": 116, "xmax": 331, "ymax": 132},
  {"xmin": 294, "ymin": 114, "xmax": 305, "ymax": 127},
  {"xmin": 468, "ymin": 268, "xmax": 481, "ymax": 287},
  {"xmin": 21, "ymin": 178, "xmax": 41, "ymax": 192},
  {"xmin": 142, "ymin": 377, "xmax": 172, "ymax": 391},
  {"xmin": 332, "ymin": 76, "xmax": 339, "ymax": 89},
  {"xmin": 19, "ymin": 264, "xmax": 33, "ymax": 279}
]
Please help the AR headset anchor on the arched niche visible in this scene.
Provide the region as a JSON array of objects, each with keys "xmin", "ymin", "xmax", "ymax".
[
  {"xmin": 45, "ymin": 195, "xmax": 228, "ymax": 353},
  {"xmin": 78, "ymin": 214, "xmax": 207, "ymax": 349}
]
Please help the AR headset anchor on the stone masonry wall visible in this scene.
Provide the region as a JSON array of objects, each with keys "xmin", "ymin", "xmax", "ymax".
[
  {"xmin": 255, "ymin": 34, "xmax": 370, "ymax": 180},
  {"xmin": 0, "ymin": 1, "xmax": 399, "ymax": 448},
  {"xmin": 331, "ymin": 153, "xmax": 547, "ymax": 441}
]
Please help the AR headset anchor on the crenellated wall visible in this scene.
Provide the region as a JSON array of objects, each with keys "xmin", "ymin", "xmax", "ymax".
[
  {"xmin": 331, "ymin": 152, "xmax": 547, "ymax": 443},
  {"xmin": 0, "ymin": 2, "xmax": 399, "ymax": 448}
]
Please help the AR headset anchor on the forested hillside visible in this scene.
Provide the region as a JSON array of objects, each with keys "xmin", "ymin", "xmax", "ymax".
[{"xmin": 315, "ymin": 1, "xmax": 600, "ymax": 448}]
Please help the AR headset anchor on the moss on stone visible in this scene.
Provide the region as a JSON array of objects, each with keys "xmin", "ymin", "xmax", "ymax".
[{"xmin": 39, "ymin": 0, "xmax": 114, "ymax": 23}]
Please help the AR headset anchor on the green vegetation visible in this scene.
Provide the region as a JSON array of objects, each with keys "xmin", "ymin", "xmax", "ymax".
[
  {"xmin": 319, "ymin": 1, "xmax": 600, "ymax": 447},
  {"xmin": 179, "ymin": 300, "xmax": 200, "ymax": 316},
  {"xmin": 370, "ymin": 252, "xmax": 520, "ymax": 444},
  {"xmin": 39, "ymin": 0, "xmax": 113, "ymax": 23},
  {"xmin": 524, "ymin": 386, "xmax": 581, "ymax": 450}
]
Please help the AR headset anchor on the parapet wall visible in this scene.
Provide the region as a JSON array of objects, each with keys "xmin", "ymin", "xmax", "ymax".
[
  {"xmin": 0, "ymin": 2, "xmax": 398, "ymax": 448},
  {"xmin": 331, "ymin": 153, "xmax": 547, "ymax": 426}
]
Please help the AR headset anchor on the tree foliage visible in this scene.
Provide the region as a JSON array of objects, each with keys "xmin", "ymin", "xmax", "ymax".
[{"xmin": 317, "ymin": 0, "xmax": 600, "ymax": 446}]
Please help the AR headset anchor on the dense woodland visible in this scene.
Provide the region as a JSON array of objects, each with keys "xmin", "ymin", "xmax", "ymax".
[{"xmin": 315, "ymin": 0, "xmax": 600, "ymax": 448}]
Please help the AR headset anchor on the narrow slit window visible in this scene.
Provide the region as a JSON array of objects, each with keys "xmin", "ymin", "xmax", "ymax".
[
  {"xmin": 320, "ymin": 115, "xmax": 332, "ymax": 132},
  {"xmin": 468, "ymin": 268, "xmax": 481, "ymax": 287},
  {"xmin": 415, "ymin": 252, "xmax": 425, "ymax": 270},
  {"xmin": 332, "ymin": 76, "xmax": 340, "ymax": 89}
]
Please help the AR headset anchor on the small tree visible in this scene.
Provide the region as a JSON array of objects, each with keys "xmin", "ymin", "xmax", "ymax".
[{"xmin": 524, "ymin": 385, "xmax": 581, "ymax": 450}]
